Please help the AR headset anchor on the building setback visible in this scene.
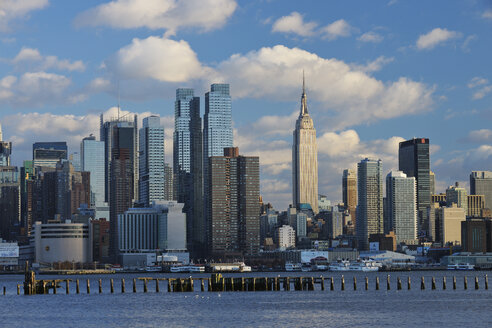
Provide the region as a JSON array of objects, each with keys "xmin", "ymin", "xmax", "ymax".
[
  {"xmin": 356, "ymin": 158, "xmax": 384, "ymax": 250},
  {"xmin": 292, "ymin": 76, "xmax": 318, "ymax": 214},
  {"xmin": 207, "ymin": 147, "xmax": 260, "ymax": 257}
]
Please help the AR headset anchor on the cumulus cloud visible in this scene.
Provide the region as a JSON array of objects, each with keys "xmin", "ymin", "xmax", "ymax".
[
  {"xmin": 272, "ymin": 12, "xmax": 317, "ymax": 37},
  {"xmin": 74, "ymin": 0, "xmax": 237, "ymax": 36},
  {"xmin": 0, "ymin": 71, "xmax": 73, "ymax": 106},
  {"xmin": 468, "ymin": 77, "xmax": 492, "ymax": 100},
  {"xmin": 107, "ymin": 36, "xmax": 212, "ymax": 82},
  {"xmin": 462, "ymin": 129, "xmax": 492, "ymax": 143},
  {"xmin": 358, "ymin": 31, "xmax": 383, "ymax": 43},
  {"xmin": 321, "ymin": 19, "xmax": 354, "ymax": 40},
  {"xmin": 0, "ymin": 0, "xmax": 49, "ymax": 31},
  {"xmin": 416, "ymin": 28, "xmax": 461, "ymax": 50},
  {"xmin": 12, "ymin": 47, "xmax": 85, "ymax": 72}
]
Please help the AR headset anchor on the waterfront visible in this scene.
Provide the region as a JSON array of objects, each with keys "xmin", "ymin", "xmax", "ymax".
[{"xmin": 0, "ymin": 271, "xmax": 491, "ymax": 328}]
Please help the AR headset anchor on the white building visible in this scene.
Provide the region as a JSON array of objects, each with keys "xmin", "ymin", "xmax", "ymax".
[
  {"xmin": 0, "ymin": 239, "xmax": 19, "ymax": 267},
  {"xmin": 278, "ymin": 225, "xmax": 296, "ymax": 249},
  {"xmin": 81, "ymin": 135, "xmax": 107, "ymax": 219},
  {"xmin": 385, "ymin": 171, "xmax": 417, "ymax": 244},
  {"xmin": 34, "ymin": 221, "xmax": 92, "ymax": 264},
  {"xmin": 118, "ymin": 201, "xmax": 187, "ymax": 254}
]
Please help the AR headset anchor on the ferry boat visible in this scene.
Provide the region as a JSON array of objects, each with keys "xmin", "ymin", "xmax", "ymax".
[
  {"xmin": 145, "ymin": 265, "xmax": 162, "ymax": 272},
  {"xmin": 209, "ymin": 262, "xmax": 252, "ymax": 272},
  {"xmin": 170, "ymin": 265, "xmax": 206, "ymax": 273},
  {"xmin": 329, "ymin": 260, "xmax": 350, "ymax": 272},
  {"xmin": 348, "ymin": 260, "xmax": 380, "ymax": 272},
  {"xmin": 447, "ymin": 263, "xmax": 475, "ymax": 270},
  {"xmin": 285, "ymin": 262, "xmax": 302, "ymax": 272}
]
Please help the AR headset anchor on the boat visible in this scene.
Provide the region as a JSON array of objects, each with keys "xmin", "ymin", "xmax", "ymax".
[
  {"xmin": 348, "ymin": 260, "xmax": 380, "ymax": 272},
  {"xmin": 209, "ymin": 262, "xmax": 251, "ymax": 273},
  {"xmin": 285, "ymin": 262, "xmax": 302, "ymax": 272},
  {"xmin": 329, "ymin": 260, "xmax": 350, "ymax": 271},
  {"xmin": 447, "ymin": 263, "xmax": 475, "ymax": 270},
  {"xmin": 170, "ymin": 265, "xmax": 206, "ymax": 273},
  {"xmin": 145, "ymin": 265, "xmax": 162, "ymax": 272}
]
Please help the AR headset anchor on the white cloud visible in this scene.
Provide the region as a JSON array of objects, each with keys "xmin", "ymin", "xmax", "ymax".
[
  {"xmin": 108, "ymin": 36, "xmax": 212, "ymax": 82},
  {"xmin": 12, "ymin": 47, "xmax": 85, "ymax": 72},
  {"xmin": 321, "ymin": 19, "xmax": 354, "ymax": 40},
  {"xmin": 483, "ymin": 10, "xmax": 492, "ymax": 19},
  {"xmin": 351, "ymin": 56, "xmax": 394, "ymax": 73},
  {"xmin": 74, "ymin": 0, "xmax": 237, "ymax": 36},
  {"xmin": 0, "ymin": 0, "xmax": 49, "ymax": 31},
  {"xmin": 358, "ymin": 31, "xmax": 383, "ymax": 43},
  {"xmin": 467, "ymin": 77, "xmax": 492, "ymax": 100},
  {"xmin": 272, "ymin": 12, "xmax": 317, "ymax": 37},
  {"xmin": 416, "ymin": 28, "xmax": 461, "ymax": 50},
  {"xmin": 467, "ymin": 77, "xmax": 488, "ymax": 89},
  {"xmin": 472, "ymin": 85, "xmax": 492, "ymax": 100},
  {"xmin": 464, "ymin": 129, "xmax": 492, "ymax": 143}
]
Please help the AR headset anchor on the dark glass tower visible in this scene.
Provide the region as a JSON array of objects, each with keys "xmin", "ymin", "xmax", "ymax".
[{"xmin": 398, "ymin": 138, "xmax": 430, "ymax": 236}]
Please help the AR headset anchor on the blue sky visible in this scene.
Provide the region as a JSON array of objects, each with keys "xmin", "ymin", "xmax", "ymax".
[{"xmin": 0, "ymin": 0, "xmax": 491, "ymax": 209}]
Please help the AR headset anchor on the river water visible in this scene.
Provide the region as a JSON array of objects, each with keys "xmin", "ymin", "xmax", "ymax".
[{"xmin": 0, "ymin": 271, "xmax": 491, "ymax": 327}]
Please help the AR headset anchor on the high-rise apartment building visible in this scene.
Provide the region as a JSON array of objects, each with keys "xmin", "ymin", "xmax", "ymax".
[
  {"xmin": 163, "ymin": 163, "xmax": 175, "ymax": 201},
  {"xmin": 398, "ymin": 138, "xmax": 430, "ymax": 235},
  {"xmin": 20, "ymin": 161, "xmax": 35, "ymax": 235},
  {"xmin": 278, "ymin": 225, "xmax": 296, "ymax": 249},
  {"xmin": 33, "ymin": 142, "xmax": 67, "ymax": 168},
  {"xmin": 446, "ymin": 183, "xmax": 468, "ymax": 214},
  {"xmin": 203, "ymin": 83, "xmax": 233, "ymax": 256},
  {"xmin": 207, "ymin": 147, "xmax": 260, "ymax": 257},
  {"xmin": 470, "ymin": 171, "xmax": 492, "ymax": 210},
  {"xmin": 440, "ymin": 204, "xmax": 466, "ymax": 245},
  {"xmin": 385, "ymin": 171, "xmax": 417, "ymax": 244},
  {"xmin": 173, "ymin": 89, "xmax": 203, "ymax": 254},
  {"xmin": 139, "ymin": 116, "xmax": 165, "ymax": 206},
  {"xmin": 342, "ymin": 169, "xmax": 357, "ymax": 229},
  {"xmin": 0, "ymin": 166, "xmax": 20, "ymax": 241},
  {"xmin": 292, "ymin": 77, "xmax": 318, "ymax": 214},
  {"xmin": 356, "ymin": 158, "xmax": 383, "ymax": 250},
  {"xmin": 468, "ymin": 195, "xmax": 485, "ymax": 218},
  {"xmin": 81, "ymin": 135, "xmax": 105, "ymax": 209}
]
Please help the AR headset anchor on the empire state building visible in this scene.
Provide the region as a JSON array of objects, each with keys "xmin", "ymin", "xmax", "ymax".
[{"xmin": 292, "ymin": 76, "xmax": 319, "ymax": 214}]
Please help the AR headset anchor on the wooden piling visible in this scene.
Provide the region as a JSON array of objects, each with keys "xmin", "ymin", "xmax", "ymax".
[
  {"xmin": 242, "ymin": 277, "xmax": 246, "ymax": 292},
  {"xmin": 431, "ymin": 277, "xmax": 436, "ymax": 290},
  {"xmin": 121, "ymin": 279, "xmax": 125, "ymax": 293},
  {"xmin": 110, "ymin": 279, "xmax": 114, "ymax": 293},
  {"xmin": 86, "ymin": 279, "xmax": 90, "ymax": 294},
  {"xmin": 207, "ymin": 278, "xmax": 212, "ymax": 292},
  {"xmin": 17, "ymin": 284, "xmax": 20, "ymax": 295},
  {"xmin": 341, "ymin": 275, "xmax": 345, "ymax": 291},
  {"xmin": 420, "ymin": 277, "xmax": 425, "ymax": 290},
  {"xmin": 464, "ymin": 276, "xmax": 468, "ymax": 290},
  {"xmin": 169, "ymin": 279, "xmax": 173, "ymax": 292},
  {"xmin": 353, "ymin": 276, "xmax": 357, "ymax": 290},
  {"xmin": 66, "ymin": 280, "xmax": 70, "ymax": 294},
  {"xmin": 3, "ymin": 286, "xmax": 5, "ymax": 295},
  {"xmin": 408, "ymin": 276, "xmax": 411, "ymax": 290},
  {"xmin": 330, "ymin": 277, "xmax": 334, "ymax": 291},
  {"xmin": 286, "ymin": 277, "xmax": 291, "ymax": 291},
  {"xmin": 201, "ymin": 279, "xmax": 205, "ymax": 292},
  {"xmin": 321, "ymin": 276, "xmax": 325, "ymax": 291},
  {"xmin": 144, "ymin": 279, "xmax": 148, "ymax": 293},
  {"xmin": 485, "ymin": 275, "xmax": 488, "ymax": 290},
  {"xmin": 443, "ymin": 277, "xmax": 446, "ymax": 290},
  {"xmin": 365, "ymin": 277, "xmax": 369, "ymax": 290},
  {"xmin": 475, "ymin": 276, "xmax": 479, "ymax": 290},
  {"xmin": 375, "ymin": 277, "xmax": 380, "ymax": 290},
  {"xmin": 53, "ymin": 281, "xmax": 57, "ymax": 294},
  {"xmin": 453, "ymin": 276, "xmax": 456, "ymax": 290},
  {"xmin": 99, "ymin": 279, "xmax": 102, "ymax": 294},
  {"xmin": 387, "ymin": 275, "xmax": 390, "ymax": 290},
  {"xmin": 155, "ymin": 279, "xmax": 160, "ymax": 293},
  {"xmin": 397, "ymin": 277, "xmax": 402, "ymax": 290},
  {"xmin": 299, "ymin": 277, "xmax": 303, "ymax": 291},
  {"xmin": 76, "ymin": 279, "xmax": 80, "ymax": 294},
  {"xmin": 133, "ymin": 278, "xmax": 137, "ymax": 293}
]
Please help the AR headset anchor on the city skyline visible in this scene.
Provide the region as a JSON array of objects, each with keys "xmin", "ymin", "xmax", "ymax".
[{"xmin": 0, "ymin": 1, "xmax": 491, "ymax": 210}]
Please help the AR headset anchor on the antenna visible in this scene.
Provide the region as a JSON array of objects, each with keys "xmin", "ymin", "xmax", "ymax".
[
  {"xmin": 302, "ymin": 70, "xmax": 305, "ymax": 94},
  {"xmin": 117, "ymin": 80, "xmax": 120, "ymax": 122}
]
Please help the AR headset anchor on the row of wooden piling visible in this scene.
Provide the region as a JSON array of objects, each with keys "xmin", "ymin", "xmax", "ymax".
[{"xmin": 12, "ymin": 274, "xmax": 490, "ymax": 295}]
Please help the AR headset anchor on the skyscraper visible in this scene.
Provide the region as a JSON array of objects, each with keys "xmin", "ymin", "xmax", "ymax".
[
  {"xmin": 292, "ymin": 76, "xmax": 318, "ymax": 214},
  {"xmin": 356, "ymin": 158, "xmax": 383, "ymax": 250},
  {"xmin": 398, "ymin": 138, "xmax": 430, "ymax": 235},
  {"xmin": 0, "ymin": 123, "xmax": 12, "ymax": 167},
  {"xmin": 429, "ymin": 171, "xmax": 436, "ymax": 195},
  {"xmin": 139, "ymin": 116, "xmax": 165, "ymax": 206},
  {"xmin": 173, "ymin": 89, "xmax": 203, "ymax": 254},
  {"xmin": 446, "ymin": 182, "xmax": 467, "ymax": 214},
  {"xmin": 81, "ymin": 135, "xmax": 105, "ymax": 209},
  {"xmin": 470, "ymin": 171, "xmax": 492, "ymax": 210},
  {"xmin": 32, "ymin": 142, "xmax": 67, "ymax": 168},
  {"xmin": 203, "ymin": 83, "xmax": 233, "ymax": 255},
  {"xmin": 0, "ymin": 166, "xmax": 20, "ymax": 241},
  {"xmin": 385, "ymin": 171, "xmax": 417, "ymax": 244},
  {"xmin": 207, "ymin": 147, "xmax": 260, "ymax": 257},
  {"xmin": 342, "ymin": 169, "xmax": 357, "ymax": 229}
]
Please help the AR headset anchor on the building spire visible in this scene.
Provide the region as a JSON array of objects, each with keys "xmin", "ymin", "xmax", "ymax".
[{"xmin": 300, "ymin": 70, "xmax": 308, "ymax": 115}]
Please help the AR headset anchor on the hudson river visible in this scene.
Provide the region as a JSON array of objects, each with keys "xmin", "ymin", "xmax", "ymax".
[{"xmin": 1, "ymin": 271, "xmax": 491, "ymax": 327}]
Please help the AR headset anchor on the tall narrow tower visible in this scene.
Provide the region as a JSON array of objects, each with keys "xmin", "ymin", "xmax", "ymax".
[{"xmin": 292, "ymin": 75, "xmax": 319, "ymax": 214}]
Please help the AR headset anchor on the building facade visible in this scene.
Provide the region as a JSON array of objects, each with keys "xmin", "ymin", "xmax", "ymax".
[
  {"xmin": 356, "ymin": 158, "xmax": 384, "ymax": 250},
  {"xmin": 0, "ymin": 166, "xmax": 20, "ymax": 241},
  {"xmin": 440, "ymin": 204, "xmax": 466, "ymax": 246},
  {"xmin": 292, "ymin": 77, "xmax": 318, "ymax": 214},
  {"xmin": 385, "ymin": 171, "xmax": 417, "ymax": 244},
  {"xmin": 470, "ymin": 171, "xmax": 492, "ymax": 210},
  {"xmin": 342, "ymin": 169, "xmax": 357, "ymax": 229},
  {"xmin": 398, "ymin": 138, "xmax": 430, "ymax": 235},
  {"xmin": 139, "ymin": 116, "xmax": 165, "ymax": 206},
  {"xmin": 81, "ymin": 135, "xmax": 105, "ymax": 209},
  {"xmin": 278, "ymin": 225, "xmax": 296, "ymax": 249},
  {"xmin": 207, "ymin": 148, "xmax": 260, "ymax": 257},
  {"xmin": 32, "ymin": 142, "xmax": 67, "ymax": 168},
  {"xmin": 446, "ymin": 183, "xmax": 468, "ymax": 214}
]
